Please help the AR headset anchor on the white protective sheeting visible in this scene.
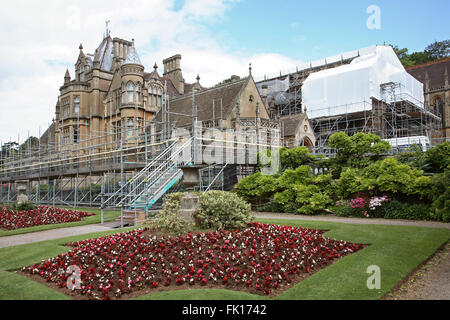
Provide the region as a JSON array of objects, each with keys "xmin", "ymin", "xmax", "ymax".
[{"xmin": 302, "ymin": 45, "xmax": 424, "ymax": 119}]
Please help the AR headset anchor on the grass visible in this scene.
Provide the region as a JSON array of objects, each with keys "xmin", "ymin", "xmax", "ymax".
[
  {"xmin": 0, "ymin": 207, "xmax": 121, "ymax": 237},
  {"xmin": 0, "ymin": 218, "xmax": 448, "ymax": 300}
]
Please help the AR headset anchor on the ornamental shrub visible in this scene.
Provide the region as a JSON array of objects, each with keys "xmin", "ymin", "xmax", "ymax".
[
  {"xmin": 233, "ymin": 172, "xmax": 279, "ymax": 207},
  {"xmin": 380, "ymin": 200, "xmax": 432, "ymax": 221},
  {"xmin": 194, "ymin": 191, "xmax": 254, "ymax": 230},
  {"xmin": 333, "ymin": 167, "xmax": 363, "ymax": 199},
  {"xmin": 361, "ymin": 158, "xmax": 431, "ymax": 199},
  {"xmin": 12, "ymin": 201, "xmax": 35, "ymax": 211},
  {"xmin": 279, "ymin": 147, "xmax": 316, "ymax": 170},
  {"xmin": 429, "ymin": 169, "xmax": 450, "ymax": 222},
  {"xmin": 147, "ymin": 192, "xmax": 193, "ymax": 233},
  {"xmin": 328, "ymin": 132, "xmax": 391, "ymax": 170},
  {"xmin": 294, "ymin": 184, "xmax": 332, "ymax": 215},
  {"xmin": 424, "ymin": 141, "xmax": 450, "ymax": 173}
]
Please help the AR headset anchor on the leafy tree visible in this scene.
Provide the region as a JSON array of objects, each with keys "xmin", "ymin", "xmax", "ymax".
[
  {"xmin": 425, "ymin": 40, "xmax": 450, "ymax": 60},
  {"xmin": 390, "ymin": 39, "xmax": 449, "ymax": 67},
  {"xmin": 328, "ymin": 132, "xmax": 391, "ymax": 170},
  {"xmin": 279, "ymin": 146, "xmax": 316, "ymax": 170}
]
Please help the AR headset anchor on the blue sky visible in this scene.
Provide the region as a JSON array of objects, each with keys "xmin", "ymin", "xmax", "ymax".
[
  {"xmin": 190, "ymin": 0, "xmax": 449, "ymax": 61},
  {"xmin": 0, "ymin": 0, "xmax": 448, "ymax": 142}
]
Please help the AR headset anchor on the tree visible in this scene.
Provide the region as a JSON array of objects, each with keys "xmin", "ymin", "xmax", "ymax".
[
  {"xmin": 425, "ymin": 40, "xmax": 450, "ymax": 60},
  {"xmin": 390, "ymin": 39, "xmax": 449, "ymax": 68},
  {"xmin": 19, "ymin": 136, "xmax": 39, "ymax": 153}
]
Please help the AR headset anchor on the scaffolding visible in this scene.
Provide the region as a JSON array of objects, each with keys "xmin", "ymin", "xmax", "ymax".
[{"xmin": 0, "ymin": 89, "xmax": 282, "ymax": 220}]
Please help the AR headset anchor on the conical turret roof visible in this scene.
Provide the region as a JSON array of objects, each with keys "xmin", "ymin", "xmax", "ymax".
[{"xmin": 124, "ymin": 41, "xmax": 143, "ymax": 66}]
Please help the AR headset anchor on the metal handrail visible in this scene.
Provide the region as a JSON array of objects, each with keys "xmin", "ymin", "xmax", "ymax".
[
  {"xmin": 103, "ymin": 139, "xmax": 177, "ymax": 207},
  {"xmin": 119, "ymin": 137, "xmax": 193, "ymax": 208}
]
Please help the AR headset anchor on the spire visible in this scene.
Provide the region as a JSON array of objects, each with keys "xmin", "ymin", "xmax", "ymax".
[
  {"xmin": 64, "ymin": 69, "xmax": 71, "ymax": 84},
  {"xmin": 123, "ymin": 40, "xmax": 142, "ymax": 66},
  {"xmin": 105, "ymin": 20, "xmax": 111, "ymax": 38},
  {"xmin": 93, "ymin": 49, "xmax": 101, "ymax": 69}
]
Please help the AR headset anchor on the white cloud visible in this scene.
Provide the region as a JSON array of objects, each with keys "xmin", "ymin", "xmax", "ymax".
[{"xmin": 0, "ymin": 0, "xmax": 302, "ymax": 144}]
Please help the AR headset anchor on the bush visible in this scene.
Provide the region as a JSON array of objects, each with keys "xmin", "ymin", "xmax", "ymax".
[
  {"xmin": 380, "ymin": 200, "xmax": 432, "ymax": 221},
  {"xmin": 146, "ymin": 192, "xmax": 193, "ymax": 233},
  {"xmin": 12, "ymin": 201, "xmax": 35, "ymax": 211},
  {"xmin": 329, "ymin": 201, "xmax": 353, "ymax": 217},
  {"xmin": 335, "ymin": 158, "xmax": 432, "ymax": 200},
  {"xmin": 233, "ymin": 172, "xmax": 278, "ymax": 208},
  {"xmin": 425, "ymin": 142, "xmax": 450, "ymax": 173},
  {"xmin": 279, "ymin": 147, "xmax": 316, "ymax": 170},
  {"xmin": 429, "ymin": 169, "xmax": 450, "ymax": 222},
  {"xmin": 195, "ymin": 191, "xmax": 254, "ymax": 230}
]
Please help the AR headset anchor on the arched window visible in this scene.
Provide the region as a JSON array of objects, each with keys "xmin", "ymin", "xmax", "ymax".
[
  {"xmin": 74, "ymin": 97, "xmax": 80, "ymax": 114},
  {"xmin": 434, "ymin": 97, "xmax": 443, "ymax": 114},
  {"xmin": 127, "ymin": 82, "xmax": 134, "ymax": 103}
]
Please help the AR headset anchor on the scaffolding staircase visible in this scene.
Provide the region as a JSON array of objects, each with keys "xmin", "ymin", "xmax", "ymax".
[{"xmin": 103, "ymin": 138, "xmax": 193, "ymax": 211}]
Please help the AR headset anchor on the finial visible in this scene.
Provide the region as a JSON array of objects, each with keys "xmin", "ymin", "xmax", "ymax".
[
  {"xmin": 79, "ymin": 43, "xmax": 83, "ymax": 51},
  {"xmin": 132, "ymin": 39, "xmax": 135, "ymax": 46},
  {"xmin": 196, "ymin": 74, "xmax": 200, "ymax": 83},
  {"xmin": 153, "ymin": 62, "xmax": 158, "ymax": 71},
  {"xmin": 249, "ymin": 63, "xmax": 252, "ymax": 76},
  {"xmin": 105, "ymin": 20, "xmax": 110, "ymax": 37}
]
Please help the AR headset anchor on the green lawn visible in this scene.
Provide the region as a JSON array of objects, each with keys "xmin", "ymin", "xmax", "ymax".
[
  {"xmin": 0, "ymin": 218, "xmax": 448, "ymax": 300},
  {"xmin": 0, "ymin": 207, "xmax": 121, "ymax": 237}
]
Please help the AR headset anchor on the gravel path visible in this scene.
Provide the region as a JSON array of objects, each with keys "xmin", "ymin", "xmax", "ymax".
[
  {"xmin": 255, "ymin": 212, "xmax": 450, "ymax": 229},
  {"xmin": 0, "ymin": 224, "xmax": 113, "ymax": 248},
  {"xmin": 384, "ymin": 242, "xmax": 450, "ymax": 300}
]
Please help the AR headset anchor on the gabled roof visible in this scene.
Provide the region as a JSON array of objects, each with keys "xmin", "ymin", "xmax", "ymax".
[
  {"xmin": 151, "ymin": 78, "xmax": 249, "ymax": 128},
  {"xmin": 406, "ymin": 57, "xmax": 449, "ymax": 91},
  {"xmin": 280, "ymin": 113, "xmax": 307, "ymax": 137}
]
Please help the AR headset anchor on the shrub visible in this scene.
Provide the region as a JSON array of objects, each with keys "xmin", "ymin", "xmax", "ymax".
[
  {"xmin": 380, "ymin": 200, "xmax": 432, "ymax": 221},
  {"xmin": 429, "ymin": 169, "xmax": 450, "ymax": 222},
  {"xmin": 279, "ymin": 147, "xmax": 316, "ymax": 170},
  {"xmin": 233, "ymin": 172, "xmax": 278, "ymax": 207},
  {"xmin": 12, "ymin": 201, "xmax": 35, "ymax": 211},
  {"xmin": 194, "ymin": 191, "xmax": 254, "ymax": 230},
  {"xmin": 146, "ymin": 192, "xmax": 193, "ymax": 233},
  {"xmin": 425, "ymin": 141, "xmax": 450, "ymax": 173},
  {"xmin": 333, "ymin": 167, "xmax": 363, "ymax": 199},
  {"xmin": 329, "ymin": 200, "xmax": 353, "ymax": 217},
  {"xmin": 294, "ymin": 184, "xmax": 332, "ymax": 215},
  {"xmin": 328, "ymin": 132, "xmax": 391, "ymax": 170}
]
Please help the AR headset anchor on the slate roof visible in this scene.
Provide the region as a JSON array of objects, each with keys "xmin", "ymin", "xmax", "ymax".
[
  {"xmin": 124, "ymin": 44, "xmax": 142, "ymax": 66},
  {"xmin": 151, "ymin": 77, "xmax": 249, "ymax": 128},
  {"xmin": 280, "ymin": 113, "xmax": 307, "ymax": 137},
  {"xmin": 406, "ymin": 57, "xmax": 450, "ymax": 91}
]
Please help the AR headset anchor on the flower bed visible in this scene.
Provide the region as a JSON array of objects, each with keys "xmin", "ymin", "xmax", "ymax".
[
  {"xmin": 20, "ymin": 222, "xmax": 364, "ymax": 300},
  {"xmin": 0, "ymin": 206, "xmax": 95, "ymax": 230}
]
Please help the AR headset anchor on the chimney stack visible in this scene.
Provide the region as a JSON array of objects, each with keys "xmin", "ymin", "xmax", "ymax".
[{"xmin": 163, "ymin": 54, "xmax": 185, "ymax": 95}]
